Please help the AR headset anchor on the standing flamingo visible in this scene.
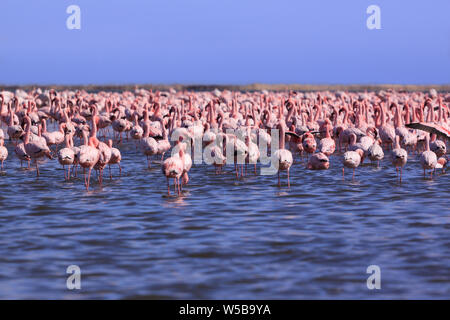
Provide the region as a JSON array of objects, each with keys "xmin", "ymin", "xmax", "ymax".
[
  {"xmin": 140, "ymin": 109, "xmax": 158, "ymax": 168},
  {"xmin": 162, "ymin": 141, "xmax": 184, "ymax": 196},
  {"xmin": 57, "ymin": 133, "xmax": 75, "ymax": 180},
  {"xmin": 0, "ymin": 139, "xmax": 8, "ymax": 170},
  {"xmin": 391, "ymin": 136, "xmax": 408, "ymax": 181},
  {"xmin": 368, "ymin": 140, "xmax": 384, "ymax": 167},
  {"xmin": 273, "ymin": 119, "xmax": 293, "ymax": 187},
  {"xmin": 318, "ymin": 119, "xmax": 335, "ymax": 156},
  {"xmin": 107, "ymin": 139, "xmax": 122, "ymax": 178},
  {"xmin": 307, "ymin": 152, "xmax": 330, "ymax": 170},
  {"xmin": 91, "ymin": 115, "xmax": 112, "ymax": 186},
  {"xmin": 342, "ymin": 149, "xmax": 363, "ymax": 180},
  {"xmin": 23, "ymin": 116, "xmax": 52, "ymax": 176},
  {"xmin": 78, "ymin": 127, "xmax": 100, "ymax": 191},
  {"xmin": 420, "ymin": 133, "xmax": 437, "ymax": 178},
  {"xmin": 156, "ymin": 118, "xmax": 171, "ymax": 162}
]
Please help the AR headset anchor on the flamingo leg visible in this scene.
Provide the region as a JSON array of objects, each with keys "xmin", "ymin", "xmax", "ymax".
[
  {"xmin": 35, "ymin": 160, "xmax": 39, "ymax": 177},
  {"xmin": 119, "ymin": 163, "xmax": 121, "ymax": 176},
  {"xmin": 287, "ymin": 168, "xmax": 290, "ymax": 188},
  {"xmin": 86, "ymin": 167, "xmax": 92, "ymax": 191},
  {"xmin": 278, "ymin": 171, "xmax": 280, "ymax": 187},
  {"xmin": 167, "ymin": 177, "xmax": 170, "ymax": 195}
]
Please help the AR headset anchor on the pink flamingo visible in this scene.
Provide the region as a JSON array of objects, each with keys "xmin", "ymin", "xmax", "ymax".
[
  {"xmin": 391, "ymin": 136, "xmax": 408, "ymax": 181},
  {"xmin": 91, "ymin": 114, "xmax": 112, "ymax": 186},
  {"xmin": 57, "ymin": 133, "xmax": 75, "ymax": 180},
  {"xmin": 78, "ymin": 126, "xmax": 100, "ymax": 191},
  {"xmin": 140, "ymin": 109, "xmax": 158, "ymax": 168},
  {"xmin": 342, "ymin": 148, "xmax": 363, "ymax": 180},
  {"xmin": 307, "ymin": 152, "xmax": 330, "ymax": 170},
  {"xmin": 318, "ymin": 119, "xmax": 335, "ymax": 156},
  {"xmin": 156, "ymin": 118, "xmax": 171, "ymax": 162},
  {"xmin": 420, "ymin": 133, "xmax": 437, "ymax": 178},
  {"xmin": 107, "ymin": 139, "xmax": 122, "ymax": 178},
  {"xmin": 162, "ymin": 141, "xmax": 185, "ymax": 196},
  {"xmin": 0, "ymin": 139, "xmax": 8, "ymax": 170},
  {"xmin": 274, "ymin": 119, "xmax": 293, "ymax": 187},
  {"xmin": 23, "ymin": 116, "xmax": 52, "ymax": 177}
]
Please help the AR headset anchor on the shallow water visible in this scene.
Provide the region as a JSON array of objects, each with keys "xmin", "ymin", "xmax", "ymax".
[{"xmin": 0, "ymin": 129, "xmax": 449, "ymax": 299}]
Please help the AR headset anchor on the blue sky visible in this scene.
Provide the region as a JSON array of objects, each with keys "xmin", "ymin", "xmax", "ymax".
[{"xmin": 0, "ymin": 0, "xmax": 449, "ymax": 84}]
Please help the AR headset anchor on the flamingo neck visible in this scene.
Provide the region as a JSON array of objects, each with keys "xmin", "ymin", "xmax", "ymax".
[
  {"xmin": 279, "ymin": 124, "xmax": 285, "ymax": 149},
  {"xmin": 24, "ymin": 118, "xmax": 31, "ymax": 144}
]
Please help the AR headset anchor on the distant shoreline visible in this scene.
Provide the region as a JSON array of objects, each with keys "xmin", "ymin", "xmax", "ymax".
[{"xmin": 1, "ymin": 83, "xmax": 449, "ymax": 92}]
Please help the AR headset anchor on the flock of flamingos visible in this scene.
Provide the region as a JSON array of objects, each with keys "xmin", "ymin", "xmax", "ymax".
[{"xmin": 0, "ymin": 88, "xmax": 449, "ymax": 195}]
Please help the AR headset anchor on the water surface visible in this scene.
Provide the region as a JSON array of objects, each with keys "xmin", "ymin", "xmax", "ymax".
[{"xmin": 0, "ymin": 131, "xmax": 449, "ymax": 299}]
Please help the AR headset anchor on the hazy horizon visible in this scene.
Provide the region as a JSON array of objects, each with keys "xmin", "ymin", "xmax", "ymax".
[{"xmin": 1, "ymin": 0, "xmax": 449, "ymax": 85}]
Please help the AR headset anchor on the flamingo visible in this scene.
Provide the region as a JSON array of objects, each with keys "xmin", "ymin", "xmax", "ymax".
[
  {"xmin": 7, "ymin": 102, "xmax": 23, "ymax": 144},
  {"xmin": 162, "ymin": 141, "xmax": 185, "ymax": 196},
  {"xmin": 57, "ymin": 133, "xmax": 75, "ymax": 180},
  {"xmin": 377, "ymin": 102, "xmax": 396, "ymax": 149},
  {"xmin": 391, "ymin": 136, "xmax": 408, "ymax": 181},
  {"xmin": 107, "ymin": 139, "xmax": 122, "ymax": 179},
  {"xmin": 435, "ymin": 156, "xmax": 448, "ymax": 173},
  {"xmin": 156, "ymin": 118, "xmax": 171, "ymax": 162},
  {"xmin": 273, "ymin": 119, "xmax": 293, "ymax": 187},
  {"xmin": 14, "ymin": 142, "xmax": 31, "ymax": 167},
  {"xmin": 41, "ymin": 119, "xmax": 64, "ymax": 151},
  {"xmin": 0, "ymin": 139, "xmax": 8, "ymax": 170},
  {"xmin": 342, "ymin": 149, "xmax": 363, "ymax": 180},
  {"xmin": 430, "ymin": 133, "xmax": 446, "ymax": 158},
  {"xmin": 23, "ymin": 116, "xmax": 52, "ymax": 177},
  {"xmin": 91, "ymin": 114, "xmax": 112, "ymax": 186},
  {"xmin": 368, "ymin": 140, "xmax": 384, "ymax": 167},
  {"xmin": 175, "ymin": 141, "xmax": 192, "ymax": 187},
  {"xmin": 246, "ymin": 127, "xmax": 260, "ymax": 175},
  {"xmin": 318, "ymin": 120, "xmax": 335, "ymax": 156},
  {"xmin": 307, "ymin": 152, "xmax": 330, "ymax": 170},
  {"xmin": 420, "ymin": 133, "xmax": 437, "ymax": 178},
  {"xmin": 78, "ymin": 126, "xmax": 100, "ymax": 191}
]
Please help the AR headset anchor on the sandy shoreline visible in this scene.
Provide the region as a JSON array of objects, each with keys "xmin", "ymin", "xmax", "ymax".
[{"xmin": 1, "ymin": 83, "xmax": 449, "ymax": 92}]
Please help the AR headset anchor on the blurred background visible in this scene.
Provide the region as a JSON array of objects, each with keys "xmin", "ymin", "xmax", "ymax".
[{"xmin": 0, "ymin": 0, "xmax": 449, "ymax": 85}]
